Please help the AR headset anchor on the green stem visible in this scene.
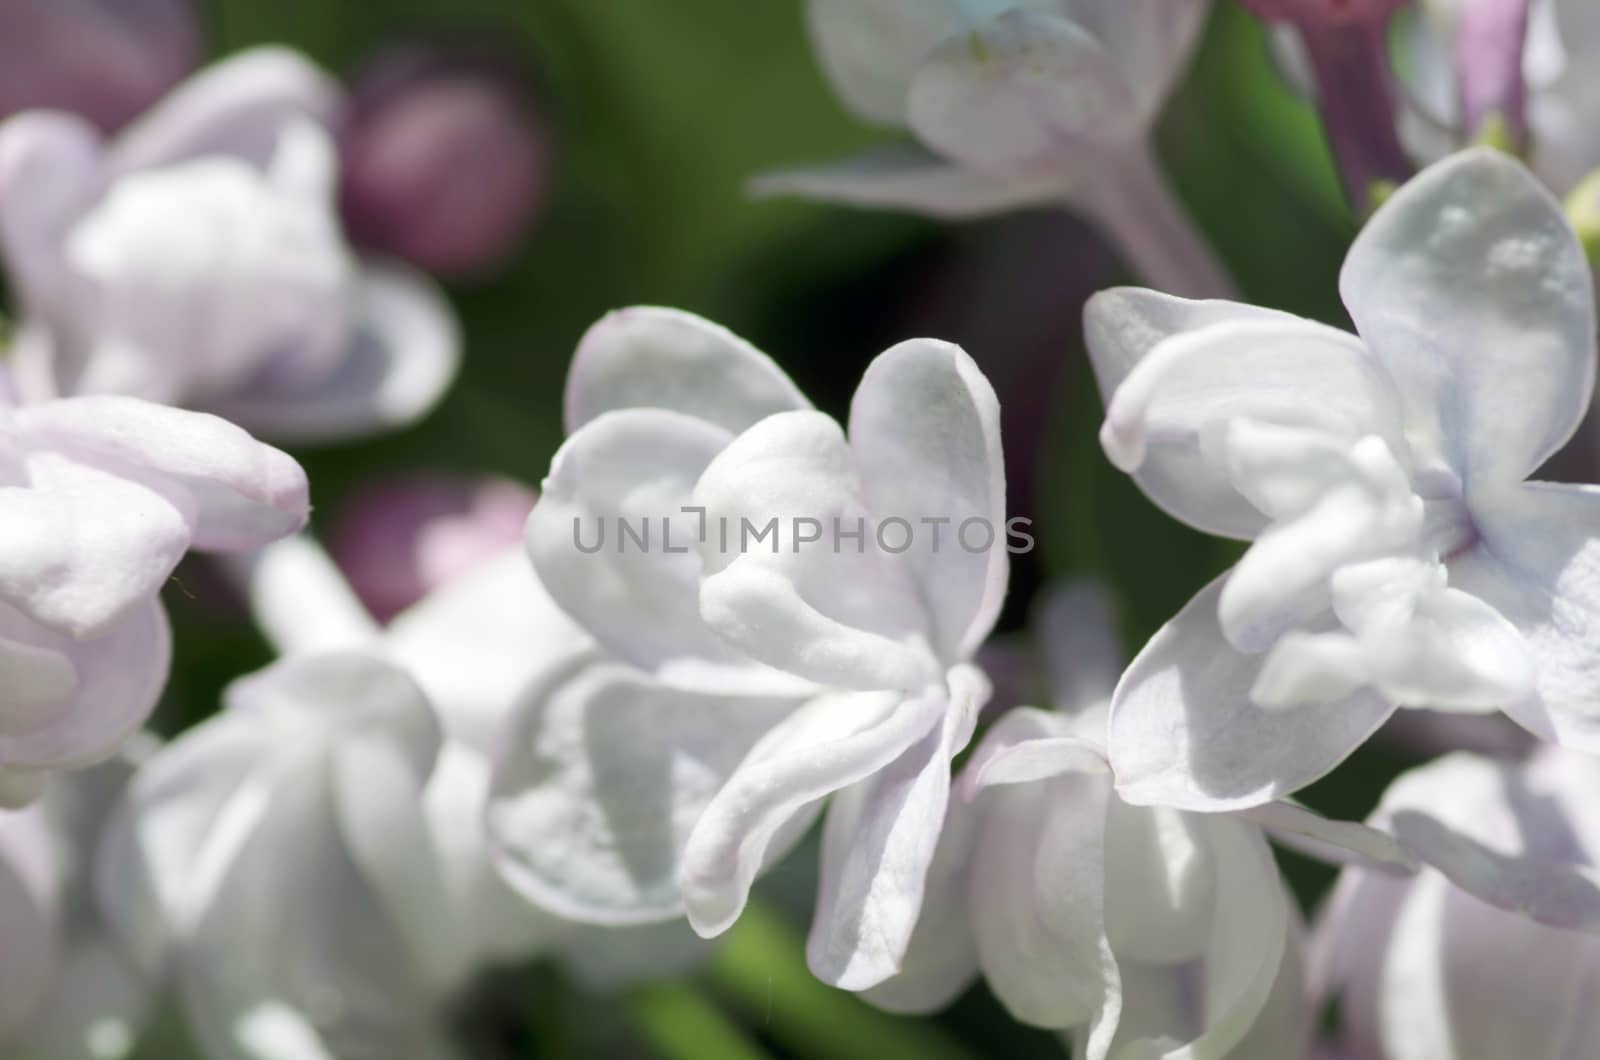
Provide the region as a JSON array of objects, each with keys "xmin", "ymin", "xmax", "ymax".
[
  {"xmin": 709, "ymin": 902, "xmax": 979, "ymax": 1060},
  {"xmin": 624, "ymin": 982, "xmax": 773, "ymax": 1060}
]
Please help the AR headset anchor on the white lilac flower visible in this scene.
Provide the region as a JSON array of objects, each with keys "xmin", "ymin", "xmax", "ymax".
[
  {"xmin": 1312, "ymin": 746, "xmax": 1600, "ymax": 1060},
  {"xmin": 97, "ymin": 652, "xmax": 468, "ymax": 1060},
  {"xmin": 0, "ymin": 47, "xmax": 459, "ymax": 443},
  {"xmin": 1084, "ymin": 147, "xmax": 1600, "ymax": 811},
  {"xmin": 0, "ymin": 378, "xmax": 309, "ymax": 805},
  {"xmin": 863, "ymin": 583, "xmax": 1312, "ymax": 1059},
  {"xmin": 494, "ymin": 306, "xmax": 1007, "ymax": 989},
  {"xmin": 756, "ymin": 0, "xmax": 1233, "ymax": 298},
  {"xmin": 97, "ymin": 535, "xmax": 708, "ymax": 1060},
  {"xmin": 0, "ymin": 749, "xmax": 158, "ymax": 1060}
]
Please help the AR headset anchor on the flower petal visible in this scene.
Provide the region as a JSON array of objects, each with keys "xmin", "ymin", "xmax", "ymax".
[
  {"xmin": 694, "ymin": 410, "xmax": 939, "ymax": 691},
  {"xmin": 807, "ymin": 720, "xmax": 953, "ymax": 989},
  {"xmin": 1240, "ymin": 799, "xmax": 1418, "ymax": 875},
  {"xmin": 971, "ymin": 768, "xmax": 1116, "ymax": 1030},
  {"xmin": 849, "ymin": 338, "xmax": 1006, "ymax": 662},
  {"xmin": 486, "ymin": 653, "xmax": 800, "ymax": 925},
  {"xmin": 1340, "ymin": 148, "xmax": 1595, "ymax": 487},
  {"xmin": 680, "ymin": 687, "xmax": 944, "ymax": 938},
  {"xmin": 803, "ymin": 0, "xmax": 969, "ymax": 126},
  {"xmin": 384, "ymin": 549, "xmax": 590, "ymax": 750},
  {"xmin": 1449, "ymin": 482, "xmax": 1600, "ymax": 749},
  {"xmin": 209, "ymin": 262, "xmax": 461, "ymax": 443},
  {"xmin": 109, "ymin": 47, "xmax": 341, "ymax": 174},
  {"xmin": 751, "ymin": 143, "xmax": 1067, "ymax": 220},
  {"xmin": 564, "ymin": 307, "xmax": 808, "ymax": 434},
  {"xmin": 1084, "ymin": 288, "xmax": 1400, "ymax": 539},
  {"xmin": 0, "ymin": 599, "xmax": 170, "ymax": 776},
  {"xmin": 0, "ymin": 806, "xmax": 59, "ymax": 1039},
  {"xmin": 1378, "ymin": 750, "xmax": 1600, "ymax": 933},
  {"xmin": 16, "ymin": 396, "xmax": 309, "ymax": 555},
  {"xmin": 1108, "ymin": 576, "xmax": 1397, "ymax": 811},
  {"xmin": 527, "ymin": 408, "xmax": 810, "ymax": 695},
  {"xmin": 907, "ymin": 11, "xmax": 1142, "ymax": 171},
  {"xmin": 0, "ymin": 110, "xmax": 103, "ymax": 315},
  {"xmin": 857, "ymin": 793, "xmax": 981, "ymax": 1014}
]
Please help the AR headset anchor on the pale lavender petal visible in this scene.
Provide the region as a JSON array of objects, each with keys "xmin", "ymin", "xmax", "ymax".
[
  {"xmin": 1341, "ymin": 148, "xmax": 1595, "ymax": 487},
  {"xmin": 564, "ymin": 306, "xmax": 808, "ymax": 434}
]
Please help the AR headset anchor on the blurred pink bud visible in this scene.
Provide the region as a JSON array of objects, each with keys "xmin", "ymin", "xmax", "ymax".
[
  {"xmin": 1240, "ymin": 0, "xmax": 1408, "ymax": 25},
  {"xmin": 0, "ymin": 0, "xmax": 201, "ymax": 132},
  {"xmin": 339, "ymin": 47, "xmax": 552, "ymax": 277},
  {"xmin": 329, "ymin": 473, "xmax": 537, "ymax": 621}
]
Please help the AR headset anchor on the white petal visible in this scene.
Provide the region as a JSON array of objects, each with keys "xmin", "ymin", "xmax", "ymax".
[
  {"xmin": 680, "ymin": 687, "xmax": 945, "ymax": 937},
  {"xmin": 0, "ymin": 111, "xmax": 103, "ymax": 315},
  {"xmin": 564, "ymin": 307, "xmax": 807, "ymax": 434},
  {"xmin": 694, "ymin": 410, "xmax": 939, "ymax": 691},
  {"xmin": 1341, "ymin": 148, "xmax": 1596, "ymax": 487},
  {"xmin": 486, "ymin": 653, "xmax": 799, "ymax": 925},
  {"xmin": 0, "ymin": 451, "xmax": 189, "ymax": 637},
  {"xmin": 15, "ymin": 938, "xmax": 153, "ymax": 1060},
  {"xmin": 1103, "ymin": 817, "xmax": 1292, "ymax": 1060},
  {"xmin": 526, "ymin": 408, "xmax": 809, "ymax": 695},
  {"xmin": 807, "ymin": 720, "xmax": 953, "ymax": 989},
  {"xmin": 1240, "ymin": 800, "xmax": 1418, "ymax": 875},
  {"xmin": 1449, "ymin": 482, "xmax": 1600, "ymax": 748},
  {"xmin": 857, "ymin": 792, "xmax": 980, "ymax": 1014},
  {"xmin": 1082, "ymin": 288, "xmax": 1313, "ymax": 539},
  {"xmin": 384, "ymin": 549, "xmax": 591, "ymax": 750},
  {"xmin": 971, "ymin": 769, "xmax": 1117, "ymax": 1030},
  {"xmin": 0, "ymin": 806, "xmax": 59, "ymax": 1039},
  {"xmin": 1378, "ymin": 751, "xmax": 1600, "ymax": 933},
  {"xmin": 849, "ymin": 338, "xmax": 1006, "ymax": 662},
  {"xmin": 751, "ymin": 144, "xmax": 1068, "ymax": 220},
  {"xmin": 109, "ymin": 47, "xmax": 341, "ymax": 174},
  {"xmin": 803, "ymin": 0, "xmax": 964, "ymax": 126},
  {"xmin": 960, "ymin": 707, "xmax": 1107, "ymax": 797},
  {"xmin": 1102, "ymin": 799, "xmax": 1214, "ymax": 965},
  {"xmin": 1108, "ymin": 576, "xmax": 1397, "ymax": 811},
  {"xmin": 0, "ymin": 600, "xmax": 170, "ymax": 775},
  {"xmin": 907, "ymin": 11, "xmax": 1142, "ymax": 171},
  {"xmin": 16, "ymin": 396, "xmax": 309, "ymax": 554},
  {"xmin": 210, "ymin": 263, "xmax": 461, "ymax": 443}
]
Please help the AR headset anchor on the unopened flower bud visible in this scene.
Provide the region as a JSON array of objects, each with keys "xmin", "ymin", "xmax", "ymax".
[{"xmin": 339, "ymin": 47, "xmax": 552, "ymax": 277}]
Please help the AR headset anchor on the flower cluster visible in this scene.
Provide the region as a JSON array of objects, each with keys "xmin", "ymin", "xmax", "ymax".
[{"xmin": 3, "ymin": 4, "xmax": 1600, "ymax": 1060}]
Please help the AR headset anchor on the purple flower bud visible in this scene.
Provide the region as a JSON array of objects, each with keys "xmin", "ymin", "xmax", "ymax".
[
  {"xmin": 0, "ymin": 0, "xmax": 201, "ymax": 132},
  {"xmin": 328, "ymin": 473, "xmax": 537, "ymax": 621},
  {"xmin": 339, "ymin": 47, "xmax": 552, "ymax": 277},
  {"xmin": 1239, "ymin": 0, "xmax": 1408, "ymax": 26}
]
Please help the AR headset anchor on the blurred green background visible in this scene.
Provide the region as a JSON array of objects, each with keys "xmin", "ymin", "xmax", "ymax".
[{"xmin": 154, "ymin": 3, "xmax": 1424, "ymax": 1057}]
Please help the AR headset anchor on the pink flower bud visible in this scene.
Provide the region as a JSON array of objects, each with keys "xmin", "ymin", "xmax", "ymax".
[
  {"xmin": 328, "ymin": 473, "xmax": 537, "ymax": 621},
  {"xmin": 0, "ymin": 0, "xmax": 201, "ymax": 132},
  {"xmin": 339, "ymin": 47, "xmax": 552, "ymax": 277}
]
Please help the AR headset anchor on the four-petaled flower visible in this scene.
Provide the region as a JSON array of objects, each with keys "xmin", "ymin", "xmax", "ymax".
[
  {"xmin": 1087, "ymin": 147, "xmax": 1600, "ymax": 810},
  {"xmin": 493, "ymin": 306, "xmax": 1008, "ymax": 988}
]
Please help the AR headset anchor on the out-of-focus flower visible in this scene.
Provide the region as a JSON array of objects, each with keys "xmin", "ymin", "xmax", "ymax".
[
  {"xmin": 1313, "ymin": 746, "xmax": 1600, "ymax": 1060},
  {"xmin": 497, "ymin": 305, "xmax": 1008, "ymax": 989},
  {"xmin": 864, "ymin": 583, "xmax": 1313, "ymax": 1058},
  {"xmin": 0, "ymin": 750, "xmax": 158, "ymax": 1060},
  {"xmin": 757, "ymin": 0, "xmax": 1234, "ymax": 298},
  {"xmin": 1084, "ymin": 149, "xmax": 1600, "ymax": 811},
  {"xmin": 99, "ymin": 652, "xmax": 469, "ymax": 1060},
  {"xmin": 340, "ymin": 47, "xmax": 552, "ymax": 278},
  {"xmin": 1396, "ymin": 0, "xmax": 1598, "ymax": 191},
  {"xmin": 328, "ymin": 474, "xmax": 537, "ymax": 622},
  {"xmin": 1245, "ymin": 0, "xmax": 1414, "ymax": 211},
  {"xmin": 0, "ymin": 0, "xmax": 201, "ymax": 133},
  {"xmin": 0, "ymin": 47, "xmax": 460, "ymax": 443},
  {"xmin": 100, "ymin": 530, "xmax": 708, "ymax": 1059},
  {"xmin": 0, "ymin": 379, "xmax": 308, "ymax": 805}
]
